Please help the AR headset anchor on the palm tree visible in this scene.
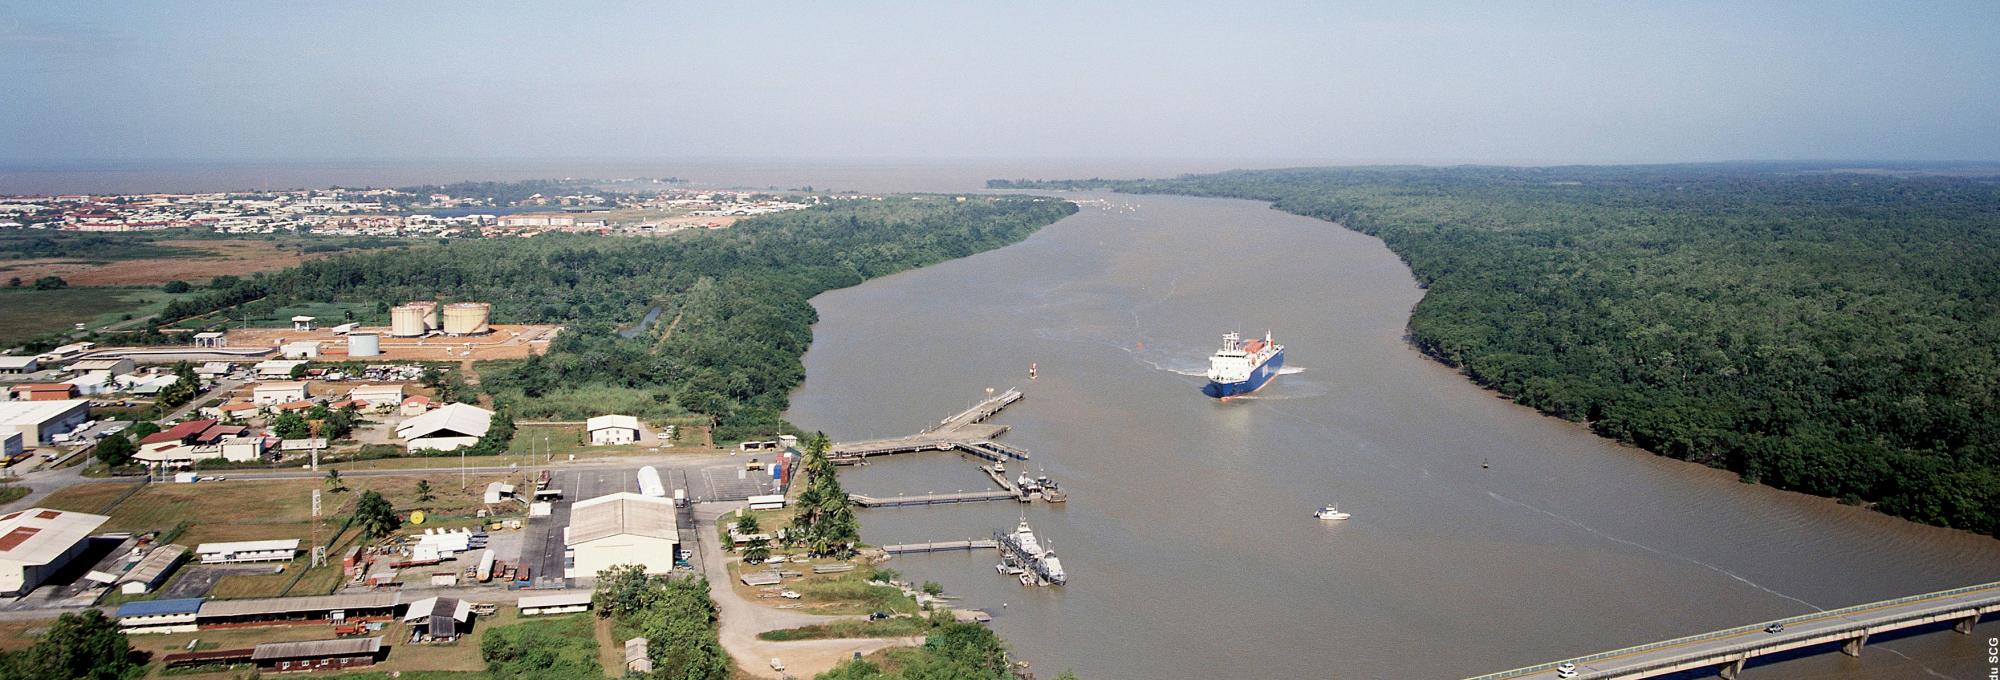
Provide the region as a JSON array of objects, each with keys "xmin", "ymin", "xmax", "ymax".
[
  {"xmin": 324, "ymin": 469, "xmax": 346, "ymax": 493},
  {"xmin": 416, "ymin": 479, "xmax": 435, "ymax": 503}
]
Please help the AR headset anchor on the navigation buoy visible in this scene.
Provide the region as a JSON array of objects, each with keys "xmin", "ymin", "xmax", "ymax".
[{"xmin": 1029, "ymin": 362, "xmax": 1037, "ymax": 379}]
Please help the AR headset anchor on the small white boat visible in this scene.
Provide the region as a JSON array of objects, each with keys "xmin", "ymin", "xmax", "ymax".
[
  {"xmin": 1313, "ymin": 505, "xmax": 1351, "ymax": 521},
  {"xmin": 996, "ymin": 563, "xmax": 1024, "ymax": 576}
]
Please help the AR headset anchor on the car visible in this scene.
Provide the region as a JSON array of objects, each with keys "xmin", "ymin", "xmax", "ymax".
[
  {"xmin": 1764, "ymin": 622, "xmax": 1785, "ymax": 633},
  {"xmin": 779, "ymin": 590, "xmax": 801, "ymax": 599},
  {"xmin": 1555, "ymin": 662, "xmax": 1578, "ymax": 679}
]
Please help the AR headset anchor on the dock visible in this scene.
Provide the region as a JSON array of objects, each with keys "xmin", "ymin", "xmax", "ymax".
[
  {"xmin": 925, "ymin": 388, "xmax": 1023, "ymax": 433},
  {"xmin": 881, "ymin": 540, "xmax": 999, "ymax": 555},
  {"xmin": 829, "ymin": 389, "xmax": 1027, "ymax": 466},
  {"xmin": 850, "ymin": 491, "xmax": 1017, "ymax": 507}
]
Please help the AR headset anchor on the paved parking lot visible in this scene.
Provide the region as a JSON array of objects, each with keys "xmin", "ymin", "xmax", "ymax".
[{"xmin": 516, "ymin": 461, "xmax": 777, "ymax": 588}]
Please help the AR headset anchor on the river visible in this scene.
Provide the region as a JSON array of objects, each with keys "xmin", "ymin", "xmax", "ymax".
[{"xmin": 786, "ymin": 192, "xmax": 2000, "ymax": 679}]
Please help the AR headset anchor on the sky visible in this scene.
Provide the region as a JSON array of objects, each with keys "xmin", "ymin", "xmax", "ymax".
[{"xmin": 2, "ymin": 1, "xmax": 1998, "ymax": 165}]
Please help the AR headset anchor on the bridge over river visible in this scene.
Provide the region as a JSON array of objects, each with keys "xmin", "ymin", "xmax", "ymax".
[{"xmin": 1469, "ymin": 580, "xmax": 2000, "ymax": 680}]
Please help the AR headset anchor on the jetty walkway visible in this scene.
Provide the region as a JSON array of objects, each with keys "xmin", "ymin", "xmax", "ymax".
[{"xmin": 829, "ymin": 389, "xmax": 1027, "ymax": 465}]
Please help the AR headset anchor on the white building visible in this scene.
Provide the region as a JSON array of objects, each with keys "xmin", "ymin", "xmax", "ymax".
[
  {"xmin": 118, "ymin": 544, "xmax": 188, "ymax": 595},
  {"xmin": 68, "ymin": 358, "xmax": 135, "ymax": 376},
  {"xmin": 0, "ymin": 399, "xmax": 90, "ymax": 446},
  {"xmin": 518, "ymin": 591, "xmax": 594, "ymax": 616},
  {"xmin": 0, "ymin": 356, "xmax": 40, "ymax": 374},
  {"xmin": 63, "ymin": 372, "xmax": 116, "ymax": 397},
  {"xmin": 195, "ymin": 539, "xmax": 300, "ymax": 564},
  {"xmin": 253, "ymin": 359, "xmax": 307, "ymax": 379},
  {"xmin": 114, "ymin": 597, "xmax": 203, "ymax": 634},
  {"xmin": 586, "ymin": 414, "xmax": 640, "ymax": 445},
  {"xmin": 37, "ymin": 342, "xmax": 94, "ymax": 362},
  {"xmin": 397, "ymin": 402, "xmax": 493, "ymax": 452},
  {"xmin": 483, "ymin": 482, "xmax": 516, "ymax": 505},
  {"xmin": 281, "ymin": 341, "xmax": 321, "ymax": 359},
  {"xmin": 565, "ymin": 492, "xmax": 679, "ymax": 577},
  {"xmin": 0, "ymin": 507, "xmax": 110, "ymax": 595},
  {"xmin": 345, "ymin": 384, "xmax": 405, "ymax": 409},
  {"xmin": 252, "ymin": 381, "xmax": 310, "ymax": 405}
]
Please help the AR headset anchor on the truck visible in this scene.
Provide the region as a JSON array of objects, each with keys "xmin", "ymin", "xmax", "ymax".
[{"xmin": 536, "ymin": 469, "xmax": 551, "ymax": 489}]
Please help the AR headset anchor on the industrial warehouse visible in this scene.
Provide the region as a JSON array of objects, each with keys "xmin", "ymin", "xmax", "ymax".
[{"xmin": 564, "ymin": 491, "xmax": 681, "ymax": 577}]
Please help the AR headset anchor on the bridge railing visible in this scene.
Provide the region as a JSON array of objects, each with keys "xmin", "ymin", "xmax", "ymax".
[{"xmin": 1464, "ymin": 580, "xmax": 2000, "ymax": 680}]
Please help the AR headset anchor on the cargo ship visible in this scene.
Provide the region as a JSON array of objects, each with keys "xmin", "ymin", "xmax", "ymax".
[{"xmin": 1202, "ymin": 331, "xmax": 1284, "ymax": 398}]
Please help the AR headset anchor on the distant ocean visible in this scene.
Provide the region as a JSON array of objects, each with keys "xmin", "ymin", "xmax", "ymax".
[{"xmin": 0, "ymin": 158, "xmax": 1299, "ymax": 196}]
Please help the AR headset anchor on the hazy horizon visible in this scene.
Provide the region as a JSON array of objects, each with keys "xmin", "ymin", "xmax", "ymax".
[{"xmin": 4, "ymin": 2, "xmax": 1999, "ymax": 166}]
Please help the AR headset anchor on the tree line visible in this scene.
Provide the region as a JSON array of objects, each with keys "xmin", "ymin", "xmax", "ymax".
[
  {"xmin": 156, "ymin": 195, "xmax": 1075, "ymax": 443},
  {"xmin": 998, "ymin": 165, "xmax": 2000, "ymax": 537}
]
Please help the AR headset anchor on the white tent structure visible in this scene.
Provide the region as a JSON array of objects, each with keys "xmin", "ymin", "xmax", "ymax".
[{"xmin": 396, "ymin": 403, "xmax": 493, "ymax": 452}]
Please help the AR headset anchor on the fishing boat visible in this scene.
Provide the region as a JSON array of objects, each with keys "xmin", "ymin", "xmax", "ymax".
[{"xmin": 1313, "ymin": 505, "xmax": 1351, "ymax": 521}]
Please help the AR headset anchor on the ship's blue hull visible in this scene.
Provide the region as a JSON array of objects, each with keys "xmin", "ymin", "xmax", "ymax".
[{"xmin": 1202, "ymin": 347, "xmax": 1285, "ymax": 398}]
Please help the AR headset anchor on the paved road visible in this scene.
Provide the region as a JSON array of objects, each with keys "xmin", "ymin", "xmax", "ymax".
[
  {"xmin": 0, "ymin": 376, "xmax": 246, "ymax": 511},
  {"xmin": 691, "ymin": 504, "xmax": 913, "ymax": 679}
]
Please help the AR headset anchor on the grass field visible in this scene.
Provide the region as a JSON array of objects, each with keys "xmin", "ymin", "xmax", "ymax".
[
  {"xmin": 756, "ymin": 616, "xmax": 930, "ymax": 641},
  {"xmin": 40, "ymin": 472, "xmax": 529, "ymax": 556},
  {"xmin": 0, "ymin": 238, "xmax": 329, "ymax": 287},
  {"xmin": 726, "ymin": 558, "xmax": 916, "ymax": 617},
  {"xmin": 0, "ymin": 286, "xmax": 192, "ymax": 346}
]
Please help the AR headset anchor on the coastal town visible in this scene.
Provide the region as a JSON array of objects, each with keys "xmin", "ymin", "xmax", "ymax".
[
  {"xmin": 0, "ymin": 299, "xmax": 1050, "ymax": 678},
  {"xmin": 0, "ymin": 182, "xmax": 832, "ymax": 238}
]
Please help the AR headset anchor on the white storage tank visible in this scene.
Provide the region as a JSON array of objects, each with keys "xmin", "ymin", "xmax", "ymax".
[
  {"xmin": 391, "ymin": 304, "xmax": 430, "ymax": 337},
  {"xmin": 637, "ymin": 466, "xmax": 666, "ymax": 498},
  {"xmin": 348, "ymin": 332, "xmax": 381, "ymax": 357},
  {"xmin": 415, "ymin": 300, "xmax": 440, "ymax": 330},
  {"xmin": 442, "ymin": 302, "xmax": 491, "ymax": 335}
]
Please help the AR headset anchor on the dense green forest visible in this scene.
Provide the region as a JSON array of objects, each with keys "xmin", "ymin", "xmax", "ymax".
[
  {"xmin": 165, "ymin": 195, "xmax": 1076, "ymax": 441},
  {"xmin": 996, "ymin": 165, "xmax": 2000, "ymax": 536}
]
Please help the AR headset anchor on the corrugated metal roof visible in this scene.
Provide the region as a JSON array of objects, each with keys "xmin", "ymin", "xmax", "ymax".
[
  {"xmin": 517, "ymin": 591, "xmax": 595, "ymax": 609},
  {"xmin": 251, "ymin": 636, "xmax": 382, "ymax": 660},
  {"xmin": 120, "ymin": 544, "xmax": 189, "ymax": 586},
  {"xmin": 402, "ymin": 596, "xmax": 470, "ymax": 623},
  {"xmin": 194, "ymin": 539, "xmax": 300, "ymax": 554},
  {"xmin": 117, "ymin": 597, "xmax": 206, "ymax": 618},
  {"xmin": 567, "ymin": 493, "xmax": 677, "ymax": 545},
  {"xmin": 200, "ymin": 592, "xmax": 400, "ymax": 618}
]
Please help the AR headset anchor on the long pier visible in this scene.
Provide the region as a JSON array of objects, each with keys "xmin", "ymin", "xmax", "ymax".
[
  {"xmin": 881, "ymin": 540, "xmax": 999, "ymax": 555},
  {"xmin": 829, "ymin": 389, "xmax": 1029, "ymax": 466},
  {"xmin": 926, "ymin": 388, "xmax": 1023, "ymax": 433},
  {"xmin": 1468, "ymin": 580, "xmax": 2000, "ymax": 680},
  {"xmin": 850, "ymin": 491, "xmax": 1017, "ymax": 508}
]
